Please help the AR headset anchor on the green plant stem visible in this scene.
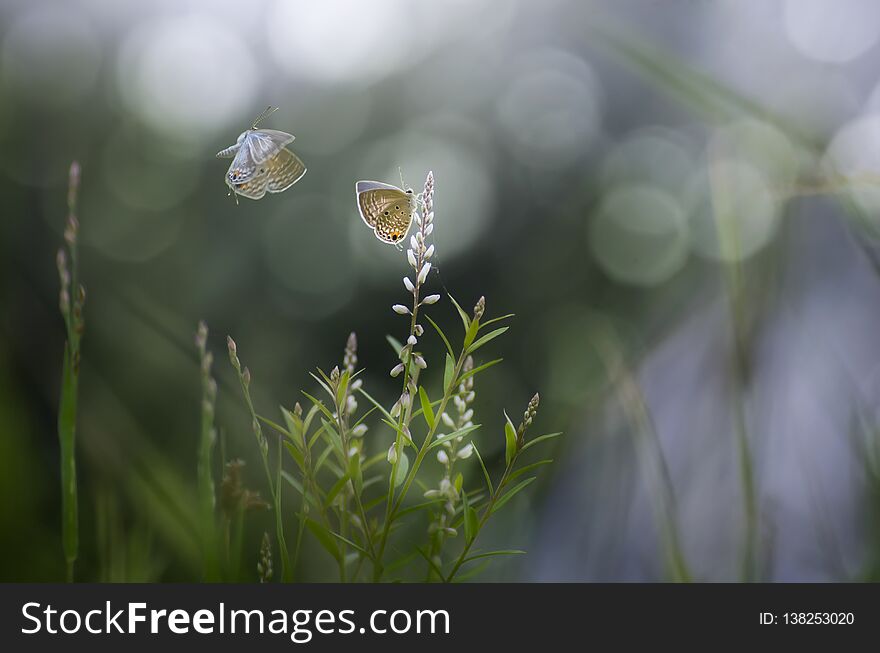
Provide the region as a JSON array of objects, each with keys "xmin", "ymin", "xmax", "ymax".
[
  {"xmin": 373, "ymin": 350, "xmax": 467, "ymax": 580},
  {"xmin": 445, "ymin": 460, "xmax": 515, "ymax": 583},
  {"xmin": 58, "ymin": 346, "xmax": 79, "ymax": 583},
  {"xmin": 235, "ymin": 373, "xmax": 291, "ymax": 582}
]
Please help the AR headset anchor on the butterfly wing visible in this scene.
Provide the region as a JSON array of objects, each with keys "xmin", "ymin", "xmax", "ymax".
[
  {"xmin": 355, "ymin": 182, "xmax": 415, "ymax": 244},
  {"xmin": 246, "ymin": 129, "xmax": 295, "ymax": 164},
  {"xmin": 266, "ymin": 147, "xmax": 307, "ymax": 193},
  {"xmin": 227, "ymin": 167, "xmax": 269, "ymax": 200},
  {"xmin": 226, "ymin": 143, "xmax": 259, "ymax": 184}
]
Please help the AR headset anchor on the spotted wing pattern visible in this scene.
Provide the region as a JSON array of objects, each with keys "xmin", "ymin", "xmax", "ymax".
[
  {"xmin": 266, "ymin": 147, "xmax": 307, "ymax": 193},
  {"xmin": 356, "ymin": 183, "xmax": 415, "ymax": 244},
  {"xmin": 228, "ymin": 167, "xmax": 269, "ymax": 200}
]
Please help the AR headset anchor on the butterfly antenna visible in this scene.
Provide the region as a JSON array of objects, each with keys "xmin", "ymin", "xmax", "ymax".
[
  {"xmin": 253, "ymin": 105, "xmax": 278, "ymax": 129},
  {"xmin": 399, "ymin": 166, "xmax": 407, "ymax": 190}
]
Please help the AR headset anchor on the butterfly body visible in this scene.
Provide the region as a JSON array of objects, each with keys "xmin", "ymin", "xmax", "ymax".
[
  {"xmin": 216, "ymin": 109, "xmax": 306, "ymax": 200},
  {"xmin": 355, "ymin": 180, "xmax": 417, "ymax": 245}
]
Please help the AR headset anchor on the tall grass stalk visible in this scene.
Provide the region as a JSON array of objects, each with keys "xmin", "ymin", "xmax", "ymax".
[
  {"xmin": 56, "ymin": 161, "xmax": 84, "ymax": 582},
  {"xmin": 227, "ymin": 338, "xmax": 292, "ymax": 581}
]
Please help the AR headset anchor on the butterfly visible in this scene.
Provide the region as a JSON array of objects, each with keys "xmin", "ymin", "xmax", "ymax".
[
  {"xmin": 216, "ymin": 107, "xmax": 306, "ymax": 201},
  {"xmin": 355, "ymin": 180, "xmax": 419, "ymax": 245}
]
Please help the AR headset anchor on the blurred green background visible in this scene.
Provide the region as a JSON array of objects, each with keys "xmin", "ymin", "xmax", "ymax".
[{"xmin": 3, "ymin": 0, "xmax": 880, "ymax": 581}]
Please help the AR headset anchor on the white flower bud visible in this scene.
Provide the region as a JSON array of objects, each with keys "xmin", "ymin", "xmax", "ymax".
[
  {"xmin": 414, "ymin": 324, "xmax": 424, "ymax": 336},
  {"xmin": 437, "ymin": 449, "xmax": 449, "ymax": 464},
  {"xmin": 387, "ymin": 444, "xmax": 398, "ymax": 464},
  {"xmin": 407, "ymin": 335, "xmax": 417, "ymax": 346},
  {"xmin": 461, "ymin": 408, "xmax": 473, "ymax": 422},
  {"xmin": 407, "ymin": 249, "xmax": 417, "ymax": 268},
  {"xmin": 414, "ymin": 355, "xmax": 427, "ymax": 369},
  {"xmin": 403, "ymin": 276, "xmax": 414, "ymax": 292},
  {"xmin": 443, "ymin": 527, "xmax": 457, "ymax": 537},
  {"xmin": 456, "ymin": 443, "xmax": 474, "ymax": 460},
  {"xmin": 441, "ymin": 412, "xmax": 455, "ymax": 428},
  {"xmin": 422, "ymin": 294, "xmax": 441, "ymax": 305},
  {"xmin": 418, "ymin": 262, "xmax": 431, "ymax": 284},
  {"xmin": 425, "ymin": 211, "xmax": 435, "ymax": 224},
  {"xmin": 425, "ymin": 223, "xmax": 434, "ymax": 236},
  {"xmin": 392, "ymin": 304, "xmax": 410, "ymax": 315},
  {"xmin": 351, "ymin": 423, "xmax": 368, "ymax": 437},
  {"xmin": 410, "ymin": 235, "xmax": 419, "ymax": 252},
  {"xmin": 390, "ymin": 363, "xmax": 405, "ymax": 377},
  {"xmin": 425, "ymin": 244, "xmax": 435, "ymax": 259},
  {"xmin": 350, "ymin": 379, "xmax": 363, "ymax": 391}
]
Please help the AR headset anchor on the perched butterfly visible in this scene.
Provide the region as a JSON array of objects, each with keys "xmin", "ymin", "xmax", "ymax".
[
  {"xmin": 355, "ymin": 180, "xmax": 418, "ymax": 245},
  {"xmin": 216, "ymin": 106, "xmax": 306, "ymax": 201}
]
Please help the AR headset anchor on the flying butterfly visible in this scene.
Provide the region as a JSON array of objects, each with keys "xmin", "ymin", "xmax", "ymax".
[
  {"xmin": 216, "ymin": 106, "xmax": 306, "ymax": 201},
  {"xmin": 355, "ymin": 179, "xmax": 419, "ymax": 245}
]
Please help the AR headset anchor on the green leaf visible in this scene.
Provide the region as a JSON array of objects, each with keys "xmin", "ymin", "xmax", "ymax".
[
  {"xmin": 281, "ymin": 472, "xmax": 322, "ymax": 511},
  {"xmin": 504, "ymin": 411, "xmax": 518, "ymax": 467},
  {"xmin": 301, "ymin": 391, "xmax": 335, "ymax": 422},
  {"xmin": 466, "ymin": 327, "xmax": 508, "ymax": 354},
  {"xmin": 506, "ymin": 459, "xmax": 553, "ymax": 485},
  {"xmin": 463, "ymin": 317, "xmax": 480, "ymax": 350},
  {"xmin": 521, "ymin": 432, "xmax": 563, "ymax": 452},
  {"xmin": 424, "ymin": 314, "xmax": 454, "ymax": 357},
  {"xmin": 393, "ymin": 451, "xmax": 409, "ymax": 488},
  {"xmin": 429, "ymin": 423, "xmax": 481, "ymax": 450},
  {"xmin": 349, "ymin": 454, "xmax": 363, "ymax": 497},
  {"xmin": 415, "ymin": 546, "xmax": 444, "ymax": 578},
  {"xmin": 324, "ymin": 473, "xmax": 351, "ymax": 508},
  {"xmin": 454, "ymin": 472, "xmax": 463, "ymax": 494},
  {"xmin": 282, "ymin": 440, "xmax": 305, "ymax": 473},
  {"xmin": 459, "ymin": 358, "xmax": 503, "ymax": 384},
  {"xmin": 471, "ymin": 442, "xmax": 494, "ymax": 495},
  {"xmin": 328, "ymin": 530, "xmax": 370, "ymax": 558},
  {"xmin": 386, "ymin": 334, "xmax": 405, "ymax": 358},
  {"xmin": 261, "ymin": 414, "xmax": 294, "ymax": 440},
  {"xmin": 443, "ymin": 353, "xmax": 456, "ymax": 392},
  {"xmin": 463, "ymin": 492, "xmax": 479, "ymax": 544},
  {"xmin": 380, "ymin": 418, "xmax": 415, "ymax": 447},
  {"xmin": 362, "ymin": 450, "xmax": 387, "ymax": 471},
  {"xmin": 335, "ymin": 369, "xmax": 350, "ymax": 409},
  {"xmin": 447, "ymin": 293, "xmax": 471, "ymax": 334},
  {"xmin": 395, "ymin": 497, "xmax": 445, "ymax": 519},
  {"xmin": 463, "ymin": 549, "xmax": 526, "ymax": 563},
  {"xmin": 305, "ymin": 518, "xmax": 341, "ymax": 563},
  {"xmin": 479, "ymin": 313, "xmax": 515, "ymax": 330},
  {"xmin": 419, "ymin": 386, "xmax": 435, "ymax": 430},
  {"xmin": 358, "ymin": 388, "xmax": 397, "ymax": 424},
  {"xmin": 491, "ymin": 477, "xmax": 536, "ymax": 514},
  {"xmin": 309, "ymin": 371, "xmax": 335, "ymax": 402}
]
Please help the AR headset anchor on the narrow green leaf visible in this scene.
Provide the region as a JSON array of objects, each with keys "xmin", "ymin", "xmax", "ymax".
[
  {"xmin": 309, "ymin": 371, "xmax": 335, "ymax": 402},
  {"xmin": 463, "ymin": 549, "xmax": 526, "ymax": 563},
  {"xmin": 416, "ymin": 546, "xmax": 444, "ymax": 578},
  {"xmin": 305, "ymin": 518, "xmax": 341, "ymax": 563},
  {"xmin": 328, "ymin": 530, "xmax": 370, "ymax": 558},
  {"xmin": 349, "ymin": 454, "xmax": 363, "ymax": 497},
  {"xmin": 386, "ymin": 335, "xmax": 405, "ymax": 357},
  {"xmin": 324, "ymin": 473, "xmax": 351, "ymax": 508},
  {"xmin": 282, "ymin": 440, "xmax": 305, "ymax": 473},
  {"xmin": 335, "ymin": 369, "xmax": 350, "ymax": 409},
  {"xmin": 261, "ymin": 414, "xmax": 294, "ymax": 440},
  {"xmin": 504, "ymin": 411, "xmax": 518, "ymax": 467},
  {"xmin": 281, "ymin": 472, "xmax": 323, "ymax": 511},
  {"xmin": 443, "ymin": 353, "xmax": 456, "ymax": 392},
  {"xmin": 521, "ymin": 432, "xmax": 563, "ymax": 452},
  {"xmin": 491, "ymin": 477, "xmax": 536, "ymax": 514},
  {"xmin": 429, "ymin": 423, "xmax": 482, "ymax": 450},
  {"xmin": 471, "ymin": 442, "xmax": 494, "ymax": 495},
  {"xmin": 466, "ymin": 327, "xmax": 508, "ymax": 354},
  {"xmin": 362, "ymin": 451, "xmax": 387, "ymax": 471},
  {"xmin": 380, "ymin": 418, "xmax": 415, "ymax": 447},
  {"xmin": 424, "ymin": 314, "xmax": 454, "ymax": 357},
  {"xmin": 506, "ymin": 459, "xmax": 553, "ymax": 485},
  {"xmin": 447, "ymin": 293, "xmax": 471, "ymax": 334},
  {"xmin": 394, "ymin": 451, "xmax": 409, "ymax": 488},
  {"xmin": 459, "ymin": 358, "xmax": 503, "ymax": 384},
  {"xmin": 396, "ymin": 497, "xmax": 445, "ymax": 519},
  {"xmin": 357, "ymin": 388, "xmax": 396, "ymax": 425},
  {"xmin": 419, "ymin": 386, "xmax": 435, "ymax": 430},
  {"xmin": 479, "ymin": 313, "xmax": 515, "ymax": 330},
  {"xmin": 301, "ymin": 391, "xmax": 335, "ymax": 422},
  {"xmin": 463, "ymin": 493, "xmax": 478, "ymax": 544},
  {"xmin": 463, "ymin": 317, "xmax": 480, "ymax": 350}
]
